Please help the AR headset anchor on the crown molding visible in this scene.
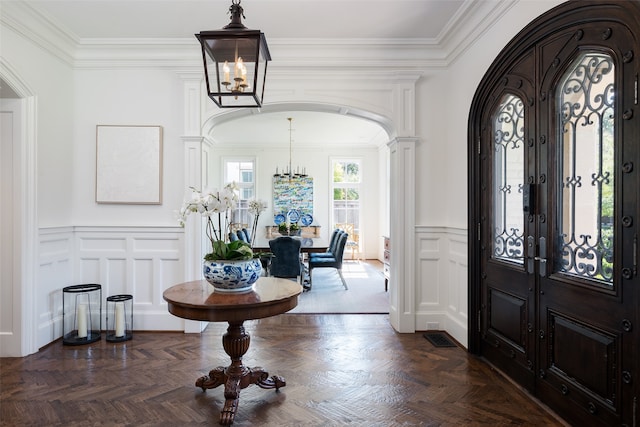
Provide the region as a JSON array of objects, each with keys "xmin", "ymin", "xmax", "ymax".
[
  {"xmin": 1, "ymin": 1, "xmax": 77, "ymax": 66},
  {"xmin": 70, "ymin": 39, "xmax": 451, "ymax": 71},
  {"xmin": 439, "ymin": 0, "xmax": 518, "ymax": 64},
  {"xmin": 2, "ymin": 0, "xmax": 515, "ymax": 70}
]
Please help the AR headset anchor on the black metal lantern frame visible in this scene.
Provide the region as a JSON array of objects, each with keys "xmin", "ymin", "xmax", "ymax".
[{"xmin": 196, "ymin": 1, "xmax": 271, "ymax": 108}]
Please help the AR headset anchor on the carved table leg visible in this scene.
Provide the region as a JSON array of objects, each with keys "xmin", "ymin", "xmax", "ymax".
[
  {"xmin": 196, "ymin": 366, "xmax": 226, "ymax": 391},
  {"xmin": 196, "ymin": 321, "xmax": 287, "ymax": 426}
]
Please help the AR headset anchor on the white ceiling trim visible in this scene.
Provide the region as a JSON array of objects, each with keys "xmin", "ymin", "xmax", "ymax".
[
  {"xmin": 440, "ymin": 0, "xmax": 518, "ymax": 64},
  {"xmin": 2, "ymin": 0, "xmax": 515, "ymax": 71},
  {"xmin": 1, "ymin": 1, "xmax": 77, "ymax": 66}
]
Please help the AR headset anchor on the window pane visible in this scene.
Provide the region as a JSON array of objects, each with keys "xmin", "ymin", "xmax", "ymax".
[
  {"xmin": 224, "ymin": 159, "xmax": 255, "ymax": 230},
  {"xmin": 492, "ymin": 94, "xmax": 525, "ymax": 264},
  {"xmin": 557, "ymin": 53, "xmax": 614, "ymax": 284},
  {"xmin": 241, "ymin": 170, "xmax": 253, "ymax": 183},
  {"xmin": 225, "ymin": 162, "xmax": 240, "ymax": 183},
  {"xmin": 331, "ymin": 159, "xmax": 361, "ymax": 253},
  {"xmin": 225, "ymin": 160, "xmax": 254, "ymax": 185},
  {"xmin": 333, "ymin": 161, "xmax": 360, "ymax": 183}
]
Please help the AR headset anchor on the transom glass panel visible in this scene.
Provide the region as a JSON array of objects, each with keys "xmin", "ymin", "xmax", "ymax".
[
  {"xmin": 492, "ymin": 94, "xmax": 525, "ymax": 264},
  {"xmin": 557, "ymin": 52, "xmax": 615, "ymax": 284}
]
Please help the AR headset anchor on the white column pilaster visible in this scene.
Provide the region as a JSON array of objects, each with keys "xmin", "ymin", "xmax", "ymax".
[
  {"xmin": 179, "ymin": 72, "xmax": 208, "ymax": 333},
  {"xmin": 387, "ymin": 137, "xmax": 417, "ymax": 333}
]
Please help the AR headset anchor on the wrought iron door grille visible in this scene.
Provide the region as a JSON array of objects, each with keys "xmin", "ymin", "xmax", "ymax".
[
  {"xmin": 557, "ymin": 53, "xmax": 615, "ymax": 283},
  {"xmin": 492, "ymin": 94, "xmax": 525, "ymax": 263}
]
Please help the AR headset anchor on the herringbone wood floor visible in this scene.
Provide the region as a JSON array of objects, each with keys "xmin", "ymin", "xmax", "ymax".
[{"xmin": 1, "ymin": 315, "xmax": 567, "ymax": 426}]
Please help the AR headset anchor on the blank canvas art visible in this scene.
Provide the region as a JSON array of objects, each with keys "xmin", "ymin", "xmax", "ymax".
[{"xmin": 96, "ymin": 125, "xmax": 163, "ymax": 204}]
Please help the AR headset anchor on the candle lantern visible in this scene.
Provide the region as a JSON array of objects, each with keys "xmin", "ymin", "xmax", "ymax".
[
  {"xmin": 106, "ymin": 294, "xmax": 133, "ymax": 342},
  {"xmin": 62, "ymin": 284, "xmax": 102, "ymax": 345}
]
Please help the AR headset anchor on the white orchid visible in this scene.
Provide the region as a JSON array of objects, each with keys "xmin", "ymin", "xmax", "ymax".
[
  {"xmin": 178, "ymin": 182, "xmax": 253, "ymax": 260},
  {"xmin": 247, "ymin": 198, "xmax": 268, "ymax": 248},
  {"xmin": 248, "ymin": 199, "xmax": 268, "ymax": 215}
]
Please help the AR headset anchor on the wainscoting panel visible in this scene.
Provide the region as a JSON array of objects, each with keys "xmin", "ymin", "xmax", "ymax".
[
  {"xmin": 416, "ymin": 237, "xmax": 441, "ymax": 305},
  {"xmin": 38, "ymin": 227, "xmax": 74, "ymax": 348},
  {"xmin": 75, "ymin": 227, "xmax": 185, "ymax": 332},
  {"xmin": 106, "ymin": 258, "xmax": 127, "ymax": 296},
  {"xmin": 415, "ymin": 226, "xmax": 468, "ymax": 347},
  {"xmin": 448, "ymin": 233, "xmax": 468, "ymax": 325},
  {"xmin": 133, "ymin": 258, "xmax": 154, "ymax": 303}
]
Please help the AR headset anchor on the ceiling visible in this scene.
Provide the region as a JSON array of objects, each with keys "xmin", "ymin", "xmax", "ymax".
[
  {"xmin": 17, "ymin": 0, "xmax": 467, "ymax": 40},
  {"xmin": 3, "ymin": 0, "xmax": 475, "ymax": 147}
]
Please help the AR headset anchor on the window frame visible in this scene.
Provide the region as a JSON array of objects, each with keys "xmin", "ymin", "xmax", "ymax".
[
  {"xmin": 330, "ymin": 157, "xmax": 362, "ymax": 250},
  {"xmin": 222, "ymin": 156, "xmax": 257, "ymax": 230}
]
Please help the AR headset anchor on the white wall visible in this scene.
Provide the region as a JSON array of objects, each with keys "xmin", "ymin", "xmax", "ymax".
[
  {"xmin": 0, "ymin": 17, "xmax": 75, "ymax": 227},
  {"xmin": 444, "ymin": 0, "xmax": 564, "ymax": 228},
  {"xmin": 72, "ymin": 69, "xmax": 186, "ymax": 227},
  {"xmin": 414, "ymin": 70, "xmax": 452, "ymax": 226}
]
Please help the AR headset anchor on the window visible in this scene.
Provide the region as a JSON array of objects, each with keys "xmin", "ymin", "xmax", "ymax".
[
  {"xmin": 557, "ymin": 52, "xmax": 615, "ymax": 283},
  {"xmin": 332, "ymin": 159, "xmax": 361, "ymax": 246},
  {"xmin": 491, "ymin": 94, "xmax": 525, "ymax": 264},
  {"xmin": 223, "ymin": 158, "xmax": 255, "ymax": 229}
]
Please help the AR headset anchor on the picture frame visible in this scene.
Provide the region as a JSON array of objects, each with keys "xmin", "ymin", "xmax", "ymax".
[{"xmin": 96, "ymin": 125, "xmax": 163, "ymax": 204}]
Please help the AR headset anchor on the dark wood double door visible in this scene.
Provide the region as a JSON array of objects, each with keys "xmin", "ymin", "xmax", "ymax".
[{"xmin": 469, "ymin": 2, "xmax": 640, "ymax": 426}]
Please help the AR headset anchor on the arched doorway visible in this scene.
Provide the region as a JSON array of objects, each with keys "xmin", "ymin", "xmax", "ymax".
[{"xmin": 201, "ymin": 103, "xmax": 394, "ymax": 311}]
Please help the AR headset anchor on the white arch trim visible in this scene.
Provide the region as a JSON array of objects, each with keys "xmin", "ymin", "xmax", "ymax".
[
  {"xmin": 201, "ymin": 102, "xmax": 397, "ymax": 141},
  {"xmin": 0, "ymin": 57, "xmax": 39, "ymax": 356}
]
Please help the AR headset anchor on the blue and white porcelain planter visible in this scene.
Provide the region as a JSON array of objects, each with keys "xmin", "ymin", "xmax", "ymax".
[{"xmin": 203, "ymin": 258, "xmax": 262, "ymax": 292}]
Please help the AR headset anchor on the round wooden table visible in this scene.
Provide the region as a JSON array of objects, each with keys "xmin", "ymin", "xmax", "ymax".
[{"xmin": 163, "ymin": 277, "xmax": 302, "ymax": 425}]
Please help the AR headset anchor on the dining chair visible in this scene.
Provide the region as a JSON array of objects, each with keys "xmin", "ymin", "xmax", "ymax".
[
  {"xmin": 268, "ymin": 237, "xmax": 305, "ymax": 285},
  {"xmin": 242, "ymin": 228, "xmax": 251, "ymax": 244},
  {"xmin": 236, "ymin": 229, "xmax": 249, "ymax": 243},
  {"xmin": 308, "ymin": 229, "xmax": 342, "ymax": 260},
  {"xmin": 335, "ymin": 223, "xmax": 359, "ymax": 260},
  {"xmin": 307, "ymin": 231, "xmax": 348, "ymax": 290}
]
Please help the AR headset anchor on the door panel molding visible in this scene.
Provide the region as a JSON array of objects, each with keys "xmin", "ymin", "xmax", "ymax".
[{"xmin": 549, "ymin": 312, "xmax": 617, "ymax": 405}]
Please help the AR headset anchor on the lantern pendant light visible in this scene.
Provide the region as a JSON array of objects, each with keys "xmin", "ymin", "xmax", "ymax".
[{"xmin": 195, "ymin": 0, "xmax": 271, "ymax": 108}]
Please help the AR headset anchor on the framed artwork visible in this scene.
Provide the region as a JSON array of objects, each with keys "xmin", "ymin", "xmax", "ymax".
[
  {"xmin": 273, "ymin": 176, "xmax": 313, "ymax": 217},
  {"xmin": 96, "ymin": 125, "xmax": 163, "ymax": 204}
]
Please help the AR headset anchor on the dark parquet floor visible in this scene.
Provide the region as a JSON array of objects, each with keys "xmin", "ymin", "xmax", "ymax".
[{"xmin": 1, "ymin": 314, "xmax": 567, "ymax": 426}]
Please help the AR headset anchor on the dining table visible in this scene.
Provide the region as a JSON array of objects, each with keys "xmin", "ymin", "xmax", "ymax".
[{"xmin": 251, "ymin": 235, "xmax": 329, "ymax": 253}]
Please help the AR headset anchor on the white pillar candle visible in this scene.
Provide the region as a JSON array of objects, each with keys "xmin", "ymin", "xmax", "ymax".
[
  {"xmin": 222, "ymin": 61, "xmax": 230, "ymax": 84},
  {"xmin": 115, "ymin": 302, "xmax": 125, "ymax": 338},
  {"xmin": 77, "ymin": 304, "xmax": 87, "ymax": 338}
]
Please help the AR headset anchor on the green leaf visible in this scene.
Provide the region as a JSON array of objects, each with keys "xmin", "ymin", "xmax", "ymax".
[{"xmin": 205, "ymin": 239, "xmax": 254, "ymax": 261}]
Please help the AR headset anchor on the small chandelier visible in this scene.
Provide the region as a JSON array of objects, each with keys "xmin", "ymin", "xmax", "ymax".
[
  {"xmin": 274, "ymin": 118, "xmax": 307, "ymax": 180},
  {"xmin": 195, "ymin": 0, "xmax": 271, "ymax": 108}
]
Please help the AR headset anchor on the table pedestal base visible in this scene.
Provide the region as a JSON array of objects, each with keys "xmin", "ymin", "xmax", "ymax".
[{"xmin": 195, "ymin": 321, "xmax": 286, "ymax": 425}]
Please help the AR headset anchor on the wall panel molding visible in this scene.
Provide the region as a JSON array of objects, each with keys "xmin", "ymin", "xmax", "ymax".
[
  {"xmin": 38, "ymin": 227, "xmax": 74, "ymax": 349},
  {"xmin": 414, "ymin": 226, "xmax": 468, "ymax": 347},
  {"xmin": 37, "ymin": 226, "xmax": 186, "ymax": 349},
  {"xmin": 75, "ymin": 226, "xmax": 185, "ymax": 331}
]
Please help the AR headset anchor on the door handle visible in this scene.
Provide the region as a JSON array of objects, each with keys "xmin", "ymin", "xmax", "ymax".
[
  {"xmin": 527, "ymin": 236, "xmax": 547, "ymax": 276},
  {"xmin": 527, "ymin": 236, "xmax": 535, "ymax": 274},
  {"xmin": 538, "ymin": 236, "xmax": 547, "ymax": 277}
]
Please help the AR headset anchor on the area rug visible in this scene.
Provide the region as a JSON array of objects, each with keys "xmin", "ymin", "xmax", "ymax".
[{"xmin": 289, "ymin": 261, "xmax": 389, "ymax": 314}]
